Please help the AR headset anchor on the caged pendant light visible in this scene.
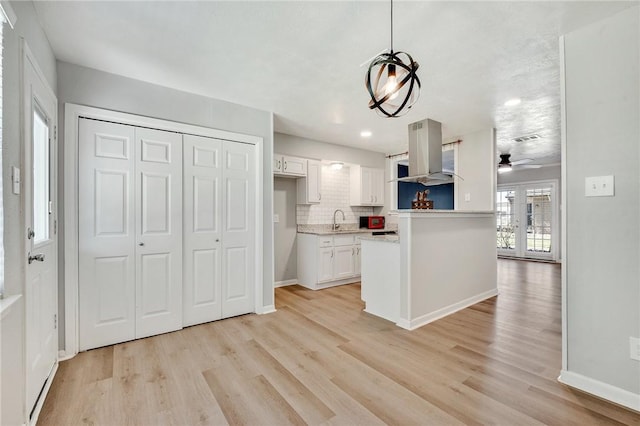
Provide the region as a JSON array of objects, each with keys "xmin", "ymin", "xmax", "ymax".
[{"xmin": 366, "ymin": 0, "xmax": 421, "ymax": 118}]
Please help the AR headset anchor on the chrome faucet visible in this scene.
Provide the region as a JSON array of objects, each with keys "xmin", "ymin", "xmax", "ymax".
[{"xmin": 333, "ymin": 209, "xmax": 345, "ymax": 231}]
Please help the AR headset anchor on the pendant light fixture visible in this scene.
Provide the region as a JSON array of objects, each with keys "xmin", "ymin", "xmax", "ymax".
[{"xmin": 366, "ymin": 0, "xmax": 421, "ymax": 118}]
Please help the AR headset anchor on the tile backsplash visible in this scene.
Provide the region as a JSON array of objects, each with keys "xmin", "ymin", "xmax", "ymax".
[{"xmin": 296, "ymin": 165, "xmax": 374, "ymax": 225}]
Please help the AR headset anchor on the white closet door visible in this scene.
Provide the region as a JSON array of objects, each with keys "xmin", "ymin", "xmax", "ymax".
[
  {"xmin": 135, "ymin": 128, "xmax": 183, "ymax": 339},
  {"xmin": 222, "ymin": 142, "xmax": 256, "ymax": 317},
  {"xmin": 183, "ymin": 135, "xmax": 223, "ymax": 326},
  {"xmin": 78, "ymin": 119, "xmax": 136, "ymax": 351}
]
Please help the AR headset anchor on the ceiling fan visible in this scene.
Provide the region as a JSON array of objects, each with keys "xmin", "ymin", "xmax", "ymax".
[{"xmin": 497, "ymin": 154, "xmax": 542, "ymax": 173}]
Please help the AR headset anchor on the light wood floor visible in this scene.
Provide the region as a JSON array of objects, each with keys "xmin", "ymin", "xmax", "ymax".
[{"xmin": 39, "ymin": 259, "xmax": 640, "ymax": 425}]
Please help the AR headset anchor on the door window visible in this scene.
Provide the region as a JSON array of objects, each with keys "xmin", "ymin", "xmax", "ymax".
[
  {"xmin": 32, "ymin": 105, "xmax": 50, "ymax": 245},
  {"xmin": 496, "ymin": 182, "xmax": 557, "ymax": 260}
]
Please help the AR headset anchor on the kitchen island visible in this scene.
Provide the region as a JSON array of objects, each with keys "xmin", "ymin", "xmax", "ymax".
[{"xmin": 360, "ymin": 210, "xmax": 498, "ymax": 330}]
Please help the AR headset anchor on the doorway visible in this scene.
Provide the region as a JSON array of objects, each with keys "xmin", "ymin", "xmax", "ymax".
[{"xmin": 496, "ymin": 181, "xmax": 558, "ymax": 261}]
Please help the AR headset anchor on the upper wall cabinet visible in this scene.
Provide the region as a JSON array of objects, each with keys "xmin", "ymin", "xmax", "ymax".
[
  {"xmin": 274, "ymin": 154, "xmax": 307, "ymax": 177},
  {"xmin": 350, "ymin": 165, "xmax": 385, "ymax": 206},
  {"xmin": 297, "ymin": 159, "xmax": 321, "ymax": 204}
]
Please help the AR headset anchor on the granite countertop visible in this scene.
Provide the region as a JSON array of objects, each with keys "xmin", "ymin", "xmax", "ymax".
[
  {"xmin": 359, "ymin": 234, "xmax": 400, "ymax": 243},
  {"xmin": 297, "ymin": 223, "xmax": 398, "ymax": 236}
]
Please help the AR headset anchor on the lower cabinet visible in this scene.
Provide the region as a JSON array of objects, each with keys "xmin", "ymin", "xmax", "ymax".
[{"xmin": 297, "ymin": 233, "xmax": 364, "ymax": 290}]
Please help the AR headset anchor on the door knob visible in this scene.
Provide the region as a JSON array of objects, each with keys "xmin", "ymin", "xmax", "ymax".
[
  {"xmin": 28, "ymin": 253, "xmax": 45, "ymax": 264},
  {"xmin": 138, "ymin": 242, "xmax": 144, "ymax": 246},
  {"xmin": 215, "ymin": 238, "xmax": 220, "ymax": 242}
]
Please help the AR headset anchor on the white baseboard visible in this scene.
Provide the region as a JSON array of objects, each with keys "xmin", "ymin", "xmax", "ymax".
[
  {"xmin": 257, "ymin": 304, "xmax": 277, "ymax": 315},
  {"xmin": 398, "ymin": 288, "xmax": 499, "ymax": 331},
  {"xmin": 58, "ymin": 350, "xmax": 76, "ymax": 362},
  {"xmin": 558, "ymin": 370, "xmax": 640, "ymax": 412},
  {"xmin": 274, "ymin": 279, "xmax": 298, "ymax": 288}
]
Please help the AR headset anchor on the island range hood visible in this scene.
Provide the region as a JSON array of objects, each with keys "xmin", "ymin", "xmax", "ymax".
[{"xmin": 397, "ymin": 118, "xmax": 454, "ymax": 186}]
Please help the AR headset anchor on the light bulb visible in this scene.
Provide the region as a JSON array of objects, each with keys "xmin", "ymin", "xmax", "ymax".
[
  {"xmin": 383, "ymin": 64, "xmax": 399, "ymax": 101},
  {"xmin": 384, "ymin": 75, "xmax": 399, "ymax": 100}
]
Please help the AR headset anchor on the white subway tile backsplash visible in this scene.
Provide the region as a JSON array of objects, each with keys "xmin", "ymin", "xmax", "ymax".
[{"xmin": 296, "ymin": 165, "xmax": 375, "ymax": 225}]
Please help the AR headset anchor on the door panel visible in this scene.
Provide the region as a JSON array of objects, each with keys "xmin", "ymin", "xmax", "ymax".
[
  {"xmin": 79, "ymin": 119, "xmax": 136, "ymax": 350},
  {"xmin": 95, "ymin": 170, "xmax": 129, "ymax": 235},
  {"xmin": 139, "ymin": 253, "xmax": 172, "ymax": 315},
  {"xmin": 221, "ymin": 142, "xmax": 255, "ymax": 318},
  {"xmin": 226, "ymin": 178, "xmax": 248, "ymax": 231},
  {"xmin": 225, "ymin": 247, "xmax": 248, "ymax": 300},
  {"xmin": 141, "ymin": 173, "xmax": 170, "ymax": 233},
  {"xmin": 135, "ymin": 127, "xmax": 182, "ymax": 339},
  {"xmin": 183, "ymin": 135, "xmax": 223, "ymax": 326},
  {"xmin": 24, "ymin": 52, "xmax": 58, "ymax": 414},
  {"xmin": 94, "ymin": 256, "xmax": 130, "ymax": 324}
]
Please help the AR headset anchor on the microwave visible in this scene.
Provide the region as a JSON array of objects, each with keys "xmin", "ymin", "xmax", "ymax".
[{"xmin": 360, "ymin": 216, "xmax": 385, "ymax": 229}]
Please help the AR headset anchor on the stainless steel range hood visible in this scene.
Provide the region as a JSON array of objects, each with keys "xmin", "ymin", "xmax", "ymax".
[{"xmin": 398, "ymin": 118, "xmax": 453, "ymax": 186}]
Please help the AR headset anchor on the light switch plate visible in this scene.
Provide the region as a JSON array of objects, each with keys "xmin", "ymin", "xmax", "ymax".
[
  {"xmin": 11, "ymin": 166, "xmax": 20, "ymax": 195},
  {"xmin": 464, "ymin": 193, "xmax": 471, "ymax": 202},
  {"xmin": 585, "ymin": 175, "xmax": 614, "ymax": 197},
  {"xmin": 273, "ymin": 214, "xmax": 279, "ymax": 223}
]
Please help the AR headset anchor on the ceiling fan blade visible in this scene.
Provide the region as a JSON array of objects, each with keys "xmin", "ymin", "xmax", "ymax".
[
  {"xmin": 514, "ymin": 164, "xmax": 542, "ymax": 169},
  {"xmin": 511, "ymin": 158, "xmax": 533, "ymax": 165}
]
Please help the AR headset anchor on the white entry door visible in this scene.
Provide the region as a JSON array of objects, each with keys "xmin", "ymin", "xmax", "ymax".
[
  {"xmin": 79, "ymin": 120, "xmax": 183, "ymax": 350},
  {"xmin": 183, "ymin": 136, "xmax": 255, "ymax": 324},
  {"xmin": 23, "ymin": 49, "xmax": 58, "ymax": 414}
]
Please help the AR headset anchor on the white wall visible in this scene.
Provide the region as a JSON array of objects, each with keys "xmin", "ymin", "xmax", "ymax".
[
  {"xmin": 454, "ymin": 129, "xmax": 496, "ymax": 211},
  {"xmin": 56, "ymin": 61, "xmax": 275, "ymax": 348},
  {"xmin": 562, "ymin": 6, "xmax": 639, "ymax": 409},
  {"xmin": 497, "ymin": 164, "xmax": 560, "ymax": 186},
  {"xmin": 1, "ymin": 1, "xmax": 58, "ymax": 423},
  {"xmin": 275, "ymin": 132, "xmax": 385, "ymax": 169}
]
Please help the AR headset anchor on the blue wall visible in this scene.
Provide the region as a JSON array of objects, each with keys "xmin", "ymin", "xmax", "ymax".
[{"xmin": 398, "ymin": 164, "xmax": 454, "ymax": 210}]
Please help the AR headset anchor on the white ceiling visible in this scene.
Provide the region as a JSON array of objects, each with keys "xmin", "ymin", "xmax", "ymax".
[{"xmin": 33, "ymin": 1, "xmax": 636, "ymax": 164}]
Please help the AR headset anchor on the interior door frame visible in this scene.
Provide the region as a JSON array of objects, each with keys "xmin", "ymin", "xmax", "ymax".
[
  {"xmin": 497, "ymin": 179, "xmax": 559, "ymax": 261},
  {"xmin": 63, "ymin": 103, "xmax": 264, "ymax": 358}
]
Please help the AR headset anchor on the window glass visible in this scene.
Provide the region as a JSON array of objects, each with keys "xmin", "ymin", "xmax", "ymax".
[{"xmin": 33, "ymin": 106, "xmax": 50, "ymax": 245}]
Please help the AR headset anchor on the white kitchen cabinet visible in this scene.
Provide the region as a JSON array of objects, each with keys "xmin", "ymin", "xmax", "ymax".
[
  {"xmin": 334, "ymin": 245, "xmax": 356, "ymax": 279},
  {"xmin": 350, "ymin": 165, "xmax": 385, "ymax": 206},
  {"xmin": 297, "ymin": 233, "xmax": 365, "ymax": 290},
  {"xmin": 297, "ymin": 159, "xmax": 321, "ymax": 204},
  {"xmin": 317, "ymin": 247, "xmax": 334, "ymax": 283},
  {"xmin": 354, "ymin": 237, "xmax": 362, "ymax": 275},
  {"xmin": 274, "ymin": 153, "xmax": 307, "ymax": 177}
]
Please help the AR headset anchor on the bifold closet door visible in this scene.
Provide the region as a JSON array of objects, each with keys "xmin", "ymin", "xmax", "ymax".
[
  {"xmin": 79, "ymin": 119, "xmax": 183, "ymax": 350},
  {"xmin": 183, "ymin": 135, "xmax": 223, "ymax": 326},
  {"xmin": 78, "ymin": 119, "xmax": 136, "ymax": 351},
  {"xmin": 183, "ymin": 136, "xmax": 255, "ymax": 324},
  {"xmin": 221, "ymin": 141, "xmax": 256, "ymax": 317},
  {"xmin": 135, "ymin": 127, "xmax": 183, "ymax": 339}
]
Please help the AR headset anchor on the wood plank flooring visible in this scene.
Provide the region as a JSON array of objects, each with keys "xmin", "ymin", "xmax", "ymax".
[{"xmin": 38, "ymin": 259, "xmax": 640, "ymax": 425}]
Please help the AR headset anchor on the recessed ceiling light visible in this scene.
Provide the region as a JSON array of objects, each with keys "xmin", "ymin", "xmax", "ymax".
[
  {"xmin": 360, "ymin": 130, "xmax": 372, "ymax": 138},
  {"xmin": 330, "ymin": 162, "xmax": 344, "ymax": 170},
  {"xmin": 504, "ymin": 98, "xmax": 521, "ymax": 107}
]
